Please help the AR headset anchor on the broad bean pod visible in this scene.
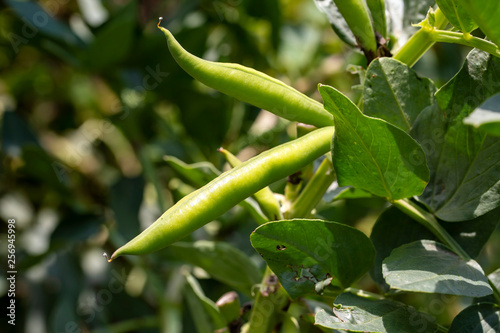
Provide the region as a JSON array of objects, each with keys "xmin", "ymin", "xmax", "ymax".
[
  {"xmin": 110, "ymin": 126, "xmax": 334, "ymax": 260},
  {"xmin": 218, "ymin": 147, "xmax": 283, "ymax": 221},
  {"xmin": 157, "ymin": 20, "xmax": 333, "ymax": 128},
  {"xmin": 332, "ymin": 0, "xmax": 377, "ymax": 54}
]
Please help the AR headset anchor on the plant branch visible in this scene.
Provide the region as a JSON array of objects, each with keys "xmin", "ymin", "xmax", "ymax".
[
  {"xmin": 285, "ymin": 156, "xmax": 335, "ymax": 218},
  {"xmin": 394, "ymin": 8, "xmax": 449, "ymax": 67},
  {"xmin": 430, "ymin": 30, "xmax": 500, "ymax": 58}
]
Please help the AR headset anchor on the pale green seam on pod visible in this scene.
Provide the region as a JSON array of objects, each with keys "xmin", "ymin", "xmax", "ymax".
[
  {"xmin": 218, "ymin": 147, "xmax": 283, "ymax": 221},
  {"xmin": 157, "ymin": 21, "xmax": 333, "ymax": 128},
  {"xmin": 110, "ymin": 126, "xmax": 334, "ymax": 260},
  {"xmin": 332, "ymin": 0, "xmax": 377, "ymax": 53}
]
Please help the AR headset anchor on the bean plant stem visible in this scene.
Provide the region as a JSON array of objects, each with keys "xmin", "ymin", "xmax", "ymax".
[
  {"xmin": 393, "ymin": 8, "xmax": 449, "ymax": 67},
  {"xmin": 285, "ymin": 155, "xmax": 335, "ymax": 218},
  {"xmin": 431, "ymin": 30, "xmax": 500, "ymax": 58},
  {"xmin": 393, "ymin": 199, "xmax": 500, "ymax": 305}
]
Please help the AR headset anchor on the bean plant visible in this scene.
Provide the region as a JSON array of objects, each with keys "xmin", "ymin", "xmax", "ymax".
[
  {"xmin": 104, "ymin": 0, "xmax": 500, "ymax": 331},
  {"xmin": 4, "ymin": 0, "xmax": 500, "ymax": 332}
]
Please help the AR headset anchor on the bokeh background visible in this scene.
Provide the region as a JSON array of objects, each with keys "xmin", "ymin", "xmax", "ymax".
[{"xmin": 1, "ymin": 0, "xmax": 498, "ymax": 332}]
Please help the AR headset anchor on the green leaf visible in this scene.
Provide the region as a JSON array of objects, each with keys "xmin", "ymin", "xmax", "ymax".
[
  {"xmin": 319, "ymin": 84, "xmax": 429, "ymax": 200},
  {"xmin": 464, "ymin": 93, "xmax": 500, "ymax": 137},
  {"xmin": 370, "ymin": 207, "xmax": 500, "ymax": 291},
  {"xmin": 6, "ymin": 0, "xmax": 85, "ymax": 48},
  {"xmin": 250, "ymin": 219, "xmax": 375, "ymax": 299},
  {"xmin": 449, "ymin": 303, "xmax": 500, "ymax": 333},
  {"xmin": 474, "ymin": 268, "xmax": 500, "ymax": 304},
  {"xmin": 164, "ymin": 155, "xmax": 220, "ymax": 188},
  {"xmin": 169, "ymin": 241, "xmax": 262, "ymax": 294},
  {"xmin": 455, "ymin": 0, "xmax": 500, "ymax": 47},
  {"xmin": 363, "ymin": 58, "xmax": 436, "ymax": 132},
  {"xmin": 323, "ymin": 181, "xmax": 375, "ymax": 202},
  {"xmin": 314, "ymin": 0, "xmax": 357, "ymax": 47},
  {"xmin": 382, "ymin": 240, "xmax": 493, "ymax": 297},
  {"xmin": 412, "ymin": 49, "xmax": 500, "ymax": 221},
  {"xmin": 110, "ymin": 176, "xmax": 144, "ymax": 240},
  {"xmin": 315, "ymin": 292, "xmax": 436, "ymax": 332},
  {"xmin": 183, "ymin": 273, "xmax": 226, "ymax": 331},
  {"xmin": 81, "ymin": 2, "xmax": 136, "ymax": 70},
  {"xmin": 436, "ymin": 0, "xmax": 477, "ymax": 33}
]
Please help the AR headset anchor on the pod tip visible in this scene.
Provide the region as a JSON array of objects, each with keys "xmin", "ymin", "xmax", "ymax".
[
  {"xmin": 103, "ymin": 252, "xmax": 113, "ymax": 263},
  {"xmin": 157, "ymin": 17, "xmax": 163, "ymax": 29}
]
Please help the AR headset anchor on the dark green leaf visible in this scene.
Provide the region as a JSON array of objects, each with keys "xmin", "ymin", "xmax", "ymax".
[
  {"xmin": 474, "ymin": 268, "xmax": 500, "ymax": 304},
  {"xmin": 110, "ymin": 176, "xmax": 144, "ymax": 240},
  {"xmin": 1, "ymin": 111, "xmax": 40, "ymax": 156},
  {"xmin": 456, "ymin": 0, "xmax": 500, "ymax": 47},
  {"xmin": 436, "ymin": 0, "xmax": 477, "ymax": 33},
  {"xmin": 412, "ymin": 49, "xmax": 500, "ymax": 221},
  {"xmin": 315, "ymin": 292, "xmax": 436, "ymax": 332},
  {"xmin": 319, "ymin": 84, "xmax": 429, "ymax": 200},
  {"xmin": 363, "ymin": 58, "xmax": 436, "ymax": 132},
  {"xmin": 370, "ymin": 207, "xmax": 500, "ymax": 291},
  {"xmin": 169, "ymin": 241, "xmax": 262, "ymax": 294},
  {"xmin": 464, "ymin": 93, "xmax": 500, "ymax": 137},
  {"xmin": 81, "ymin": 2, "xmax": 136, "ymax": 70},
  {"xmin": 250, "ymin": 219, "xmax": 375, "ymax": 299},
  {"xmin": 382, "ymin": 240, "xmax": 492, "ymax": 297},
  {"xmin": 314, "ymin": 0, "xmax": 357, "ymax": 47},
  {"xmin": 449, "ymin": 303, "xmax": 500, "ymax": 333},
  {"xmin": 6, "ymin": 0, "xmax": 85, "ymax": 48}
]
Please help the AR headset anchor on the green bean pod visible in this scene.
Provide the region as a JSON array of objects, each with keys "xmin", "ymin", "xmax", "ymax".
[
  {"xmin": 110, "ymin": 126, "xmax": 334, "ymax": 260},
  {"xmin": 157, "ymin": 21, "xmax": 333, "ymax": 128},
  {"xmin": 332, "ymin": 0, "xmax": 377, "ymax": 53},
  {"xmin": 218, "ymin": 147, "xmax": 283, "ymax": 221}
]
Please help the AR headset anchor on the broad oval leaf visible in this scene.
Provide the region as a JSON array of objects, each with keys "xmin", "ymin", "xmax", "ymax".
[
  {"xmin": 449, "ymin": 303, "xmax": 500, "ymax": 333},
  {"xmin": 456, "ymin": 0, "xmax": 500, "ymax": 47},
  {"xmin": 250, "ymin": 219, "xmax": 375, "ymax": 299},
  {"xmin": 464, "ymin": 93, "xmax": 500, "ymax": 137},
  {"xmin": 382, "ymin": 240, "xmax": 492, "ymax": 297},
  {"xmin": 436, "ymin": 0, "xmax": 477, "ymax": 33},
  {"xmin": 412, "ymin": 49, "xmax": 500, "ymax": 221},
  {"xmin": 363, "ymin": 58, "xmax": 436, "ymax": 132},
  {"xmin": 371, "ymin": 206, "xmax": 500, "ymax": 291},
  {"xmin": 319, "ymin": 84, "xmax": 429, "ymax": 200},
  {"xmin": 315, "ymin": 292, "xmax": 436, "ymax": 332}
]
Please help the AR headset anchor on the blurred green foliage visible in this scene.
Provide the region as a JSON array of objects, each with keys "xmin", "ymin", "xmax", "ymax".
[{"xmin": 0, "ymin": 0, "xmax": 498, "ymax": 332}]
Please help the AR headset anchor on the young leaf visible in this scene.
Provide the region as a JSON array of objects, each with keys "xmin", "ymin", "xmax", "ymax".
[
  {"xmin": 169, "ymin": 241, "xmax": 262, "ymax": 294},
  {"xmin": 449, "ymin": 303, "xmax": 500, "ymax": 333},
  {"xmin": 436, "ymin": 0, "xmax": 477, "ymax": 33},
  {"xmin": 382, "ymin": 240, "xmax": 493, "ymax": 297},
  {"xmin": 315, "ymin": 292, "xmax": 436, "ymax": 332},
  {"xmin": 363, "ymin": 58, "xmax": 436, "ymax": 132},
  {"xmin": 412, "ymin": 49, "xmax": 500, "ymax": 221},
  {"xmin": 455, "ymin": 0, "xmax": 500, "ymax": 47},
  {"xmin": 464, "ymin": 93, "xmax": 500, "ymax": 137},
  {"xmin": 250, "ymin": 219, "xmax": 375, "ymax": 299},
  {"xmin": 319, "ymin": 84, "xmax": 429, "ymax": 200}
]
